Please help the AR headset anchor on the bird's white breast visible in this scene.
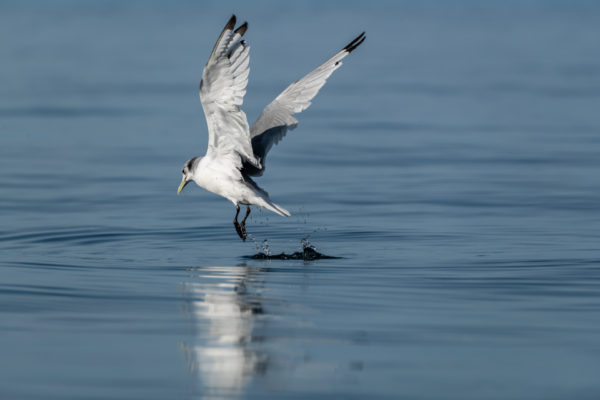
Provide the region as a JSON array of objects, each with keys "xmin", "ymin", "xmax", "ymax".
[{"xmin": 193, "ymin": 155, "xmax": 246, "ymax": 203}]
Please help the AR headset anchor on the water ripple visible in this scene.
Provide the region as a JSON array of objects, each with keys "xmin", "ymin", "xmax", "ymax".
[{"xmin": 0, "ymin": 106, "xmax": 146, "ymax": 118}]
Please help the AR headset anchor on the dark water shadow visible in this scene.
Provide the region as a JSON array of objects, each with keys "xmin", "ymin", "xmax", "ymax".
[{"xmin": 244, "ymin": 239, "xmax": 341, "ymax": 261}]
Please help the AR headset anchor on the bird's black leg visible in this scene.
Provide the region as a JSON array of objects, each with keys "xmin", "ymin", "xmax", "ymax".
[
  {"xmin": 233, "ymin": 204, "xmax": 245, "ymax": 240},
  {"xmin": 240, "ymin": 205, "xmax": 251, "ymax": 238}
]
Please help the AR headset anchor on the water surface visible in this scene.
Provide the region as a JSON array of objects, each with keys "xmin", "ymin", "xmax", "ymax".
[{"xmin": 1, "ymin": 1, "xmax": 600, "ymax": 399}]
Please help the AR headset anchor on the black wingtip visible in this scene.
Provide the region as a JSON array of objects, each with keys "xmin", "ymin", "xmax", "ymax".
[
  {"xmin": 234, "ymin": 21, "xmax": 248, "ymax": 37},
  {"xmin": 225, "ymin": 14, "xmax": 236, "ymax": 31},
  {"xmin": 343, "ymin": 31, "xmax": 366, "ymax": 53}
]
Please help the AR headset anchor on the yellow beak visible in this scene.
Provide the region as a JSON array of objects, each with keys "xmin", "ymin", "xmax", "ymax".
[{"xmin": 177, "ymin": 178, "xmax": 189, "ymax": 195}]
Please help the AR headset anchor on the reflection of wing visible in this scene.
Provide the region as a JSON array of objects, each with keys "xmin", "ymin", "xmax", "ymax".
[
  {"xmin": 243, "ymin": 32, "xmax": 366, "ymax": 176},
  {"xmin": 181, "ymin": 266, "xmax": 266, "ymax": 397},
  {"xmin": 200, "ymin": 15, "xmax": 259, "ymax": 167}
]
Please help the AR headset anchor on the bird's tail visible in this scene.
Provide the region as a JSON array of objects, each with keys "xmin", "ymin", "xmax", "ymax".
[
  {"xmin": 260, "ymin": 198, "xmax": 291, "ymax": 217},
  {"xmin": 244, "ymin": 175, "xmax": 291, "ymax": 217}
]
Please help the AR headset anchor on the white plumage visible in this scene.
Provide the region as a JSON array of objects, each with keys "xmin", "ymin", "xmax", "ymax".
[{"xmin": 178, "ymin": 15, "xmax": 365, "ymax": 240}]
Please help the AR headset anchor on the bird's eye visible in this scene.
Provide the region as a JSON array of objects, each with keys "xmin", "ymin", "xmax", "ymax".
[{"xmin": 182, "ymin": 169, "xmax": 185, "ymax": 174}]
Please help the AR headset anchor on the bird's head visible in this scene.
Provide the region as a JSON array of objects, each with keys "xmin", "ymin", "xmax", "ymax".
[{"xmin": 177, "ymin": 157, "xmax": 200, "ymax": 195}]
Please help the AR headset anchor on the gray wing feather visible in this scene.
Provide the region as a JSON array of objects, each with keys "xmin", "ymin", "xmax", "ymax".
[
  {"xmin": 200, "ymin": 15, "xmax": 259, "ymax": 168},
  {"xmin": 244, "ymin": 32, "xmax": 365, "ymax": 176}
]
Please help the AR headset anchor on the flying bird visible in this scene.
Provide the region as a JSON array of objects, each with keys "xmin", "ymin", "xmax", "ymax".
[{"xmin": 177, "ymin": 15, "xmax": 365, "ymax": 241}]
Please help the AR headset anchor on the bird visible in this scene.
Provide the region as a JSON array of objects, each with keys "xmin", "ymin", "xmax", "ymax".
[{"xmin": 177, "ymin": 15, "xmax": 365, "ymax": 241}]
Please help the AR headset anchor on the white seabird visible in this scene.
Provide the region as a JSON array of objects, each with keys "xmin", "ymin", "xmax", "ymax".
[{"xmin": 177, "ymin": 15, "xmax": 365, "ymax": 240}]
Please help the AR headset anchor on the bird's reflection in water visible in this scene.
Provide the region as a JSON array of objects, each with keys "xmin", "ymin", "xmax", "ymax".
[{"xmin": 181, "ymin": 264, "xmax": 268, "ymax": 399}]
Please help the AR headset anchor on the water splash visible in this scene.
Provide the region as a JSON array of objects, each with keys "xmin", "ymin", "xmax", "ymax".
[
  {"xmin": 248, "ymin": 236, "xmax": 339, "ymax": 261},
  {"xmin": 247, "ymin": 235, "xmax": 271, "ymax": 256}
]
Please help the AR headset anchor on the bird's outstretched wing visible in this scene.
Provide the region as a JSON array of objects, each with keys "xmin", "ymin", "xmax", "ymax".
[
  {"xmin": 244, "ymin": 32, "xmax": 366, "ymax": 176},
  {"xmin": 200, "ymin": 15, "xmax": 259, "ymax": 168}
]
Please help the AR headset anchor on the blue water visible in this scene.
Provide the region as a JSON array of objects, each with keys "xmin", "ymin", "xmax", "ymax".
[{"xmin": 2, "ymin": 1, "xmax": 600, "ymax": 399}]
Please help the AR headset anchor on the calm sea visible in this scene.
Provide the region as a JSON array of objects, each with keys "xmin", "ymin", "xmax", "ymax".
[{"xmin": 1, "ymin": 1, "xmax": 600, "ymax": 399}]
